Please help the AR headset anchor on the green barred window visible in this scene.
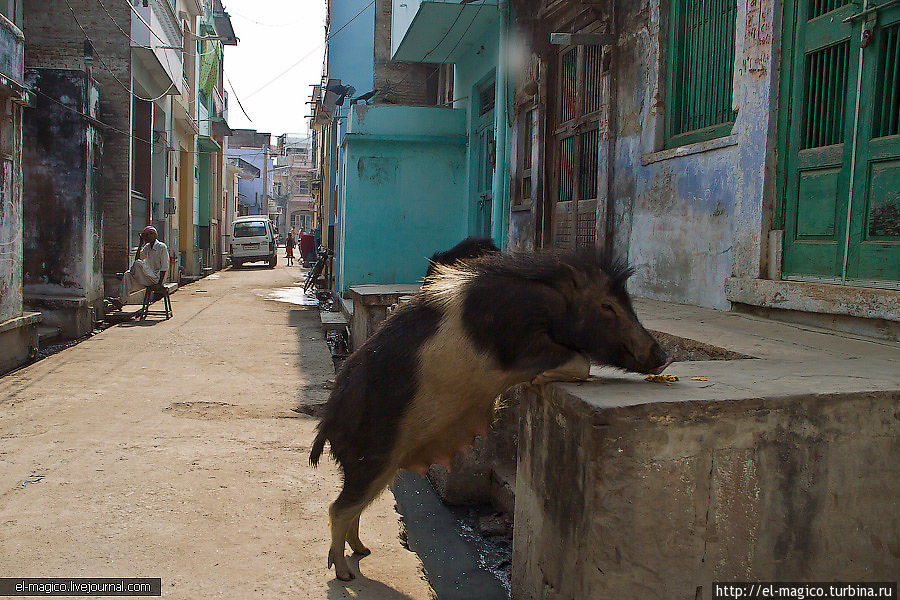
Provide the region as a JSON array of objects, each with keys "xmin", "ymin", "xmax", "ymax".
[{"xmin": 666, "ymin": 0, "xmax": 738, "ymax": 148}]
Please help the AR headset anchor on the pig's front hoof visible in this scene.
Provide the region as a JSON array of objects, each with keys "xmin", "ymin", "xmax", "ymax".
[{"xmin": 329, "ymin": 548, "xmax": 355, "ymax": 581}]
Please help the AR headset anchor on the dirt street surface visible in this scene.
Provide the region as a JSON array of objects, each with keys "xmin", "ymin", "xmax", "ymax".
[{"xmin": 0, "ymin": 266, "xmax": 433, "ymax": 599}]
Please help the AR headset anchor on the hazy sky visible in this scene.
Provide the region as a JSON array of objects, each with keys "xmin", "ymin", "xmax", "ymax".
[{"xmin": 222, "ymin": 0, "xmax": 328, "ymax": 136}]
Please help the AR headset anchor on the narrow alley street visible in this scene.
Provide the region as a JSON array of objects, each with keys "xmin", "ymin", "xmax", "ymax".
[{"xmin": 0, "ymin": 265, "xmax": 432, "ymax": 599}]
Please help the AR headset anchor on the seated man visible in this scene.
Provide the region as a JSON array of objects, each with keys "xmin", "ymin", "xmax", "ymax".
[{"xmin": 116, "ymin": 226, "xmax": 169, "ymax": 309}]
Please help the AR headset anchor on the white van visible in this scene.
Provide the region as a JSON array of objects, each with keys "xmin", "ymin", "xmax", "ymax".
[{"xmin": 230, "ymin": 217, "xmax": 277, "ymax": 268}]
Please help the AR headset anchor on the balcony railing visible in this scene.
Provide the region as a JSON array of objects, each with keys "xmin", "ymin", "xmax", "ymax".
[{"xmin": 0, "ymin": 9, "xmax": 24, "ymax": 85}]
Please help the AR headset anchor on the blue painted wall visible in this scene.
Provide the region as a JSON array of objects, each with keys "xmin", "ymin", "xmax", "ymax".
[
  {"xmin": 228, "ymin": 148, "xmax": 273, "ymax": 216},
  {"xmin": 606, "ymin": 0, "xmax": 778, "ymax": 310},
  {"xmin": 327, "ymin": 0, "xmax": 375, "ymax": 97},
  {"xmin": 337, "ymin": 104, "xmax": 469, "ymax": 293},
  {"xmin": 325, "ymin": 0, "xmax": 377, "ymax": 292}
]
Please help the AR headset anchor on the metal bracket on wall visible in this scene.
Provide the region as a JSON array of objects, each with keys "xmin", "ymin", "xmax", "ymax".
[{"xmin": 550, "ymin": 33, "xmax": 612, "ymax": 46}]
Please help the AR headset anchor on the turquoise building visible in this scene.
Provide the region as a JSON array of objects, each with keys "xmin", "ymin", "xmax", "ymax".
[
  {"xmin": 319, "ymin": 0, "xmax": 512, "ymax": 295},
  {"xmin": 391, "ymin": 0, "xmax": 510, "ymax": 245}
]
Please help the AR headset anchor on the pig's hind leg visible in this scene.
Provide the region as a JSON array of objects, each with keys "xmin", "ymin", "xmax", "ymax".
[
  {"xmin": 328, "ymin": 458, "xmax": 395, "ymax": 581},
  {"xmin": 346, "ymin": 514, "xmax": 370, "ymax": 555}
]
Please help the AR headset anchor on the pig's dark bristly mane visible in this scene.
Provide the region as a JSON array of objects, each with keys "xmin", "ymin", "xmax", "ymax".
[
  {"xmin": 425, "ymin": 236, "xmax": 499, "ymax": 279},
  {"xmin": 463, "ymin": 248, "xmax": 634, "ymax": 290}
]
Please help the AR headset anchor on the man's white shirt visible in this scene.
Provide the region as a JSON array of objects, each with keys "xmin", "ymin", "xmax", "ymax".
[{"xmin": 139, "ymin": 241, "xmax": 169, "ymax": 278}]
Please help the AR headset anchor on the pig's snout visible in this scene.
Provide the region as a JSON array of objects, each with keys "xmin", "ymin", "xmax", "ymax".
[{"xmin": 646, "ymin": 344, "xmax": 672, "ymax": 375}]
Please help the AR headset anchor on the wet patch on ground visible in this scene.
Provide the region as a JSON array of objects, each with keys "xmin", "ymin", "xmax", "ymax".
[{"xmin": 264, "ymin": 286, "xmax": 320, "ymax": 306}]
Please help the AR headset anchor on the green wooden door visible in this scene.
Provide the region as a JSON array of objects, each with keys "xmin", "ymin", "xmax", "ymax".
[
  {"xmin": 846, "ymin": 1, "xmax": 900, "ymax": 280},
  {"xmin": 474, "ymin": 78, "xmax": 495, "ymax": 238},
  {"xmin": 781, "ymin": 0, "xmax": 900, "ymax": 284}
]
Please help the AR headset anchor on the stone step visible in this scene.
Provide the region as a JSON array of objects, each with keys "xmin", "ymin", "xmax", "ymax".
[
  {"xmin": 37, "ymin": 326, "xmax": 61, "ymax": 345},
  {"xmin": 490, "ymin": 464, "xmax": 517, "ymax": 516},
  {"xmin": 320, "ymin": 311, "xmax": 349, "ymax": 332}
]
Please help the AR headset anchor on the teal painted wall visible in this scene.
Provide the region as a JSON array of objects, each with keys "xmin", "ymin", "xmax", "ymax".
[
  {"xmin": 337, "ymin": 105, "xmax": 469, "ymax": 294},
  {"xmin": 198, "ymin": 151, "xmax": 210, "ymax": 226},
  {"xmin": 450, "ymin": 26, "xmax": 503, "ymax": 238}
]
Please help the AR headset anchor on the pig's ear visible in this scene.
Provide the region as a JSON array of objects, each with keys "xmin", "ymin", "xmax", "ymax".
[{"xmin": 546, "ymin": 262, "xmax": 586, "ymax": 297}]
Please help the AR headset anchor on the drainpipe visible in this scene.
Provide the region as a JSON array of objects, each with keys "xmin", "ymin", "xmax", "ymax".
[{"xmin": 491, "ymin": 0, "xmax": 510, "ymax": 249}]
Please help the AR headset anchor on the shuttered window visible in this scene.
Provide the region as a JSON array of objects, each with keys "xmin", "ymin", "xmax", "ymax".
[
  {"xmin": 666, "ymin": 0, "xmax": 738, "ymax": 147},
  {"xmin": 873, "ymin": 23, "xmax": 900, "ymax": 139},
  {"xmin": 801, "ymin": 41, "xmax": 850, "ymax": 149},
  {"xmin": 551, "ymin": 43, "xmax": 604, "ymax": 249}
]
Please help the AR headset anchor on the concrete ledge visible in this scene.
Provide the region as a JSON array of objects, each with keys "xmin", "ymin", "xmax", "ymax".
[
  {"xmin": 339, "ymin": 295, "xmax": 354, "ymax": 319},
  {"xmin": 320, "ymin": 311, "xmax": 349, "ymax": 332},
  {"xmin": 725, "ymin": 277, "xmax": 900, "ymax": 322},
  {"xmin": 348, "ymin": 284, "xmax": 421, "ymax": 351},
  {"xmin": 514, "ymin": 385, "xmax": 900, "ymax": 599},
  {"xmin": 512, "ymin": 299, "xmax": 900, "ymax": 598},
  {"xmin": 24, "ymin": 293, "xmax": 90, "ymax": 307},
  {"xmin": 0, "ymin": 312, "xmax": 40, "ymax": 374},
  {"xmin": 641, "ymin": 134, "xmax": 738, "ymax": 165},
  {"xmin": 348, "ymin": 284, "xmax": 421, "ymax": 306},
  {"xmin": 0, "ymin": 311, "xmax": 41, "ymax": 335},
  {"xmin": 24, "ymin": 294, "xmax": 102, "ymax": 340}
]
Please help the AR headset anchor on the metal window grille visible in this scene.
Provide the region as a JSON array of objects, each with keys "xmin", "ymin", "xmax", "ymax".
[
  {"xmin": 558, "ymin": 136, "xmax": 576, "ymax": 203},
  {"xmin": 579, "ymin": 128, "xmax": 599, "ymax": 201},
  {"xmin": 808, "ymin": 0, "xmax": 847, "ymax": 20},
  {"xmin": 801, "ymin": 41, "xmax": 850, "ymax": 148},
  {"xmin": 873, "ymin": 23, "xmax": 900, "ymax": 139},
  {"xmin": 523, "ymin": 110, "xmax": 533, "ymax": 171},
  {"xmin": 520, "ymin": 109, "xmax": 534, "ymax": 205},
  {"xmin": 583, "ymin": 45, "xmax": 603, "ymax": 115},
  {"xmin": 479, "ymin": 84, "xmax": 496, "ymax": 116},
  {"xmin": 668, "ymin": 0, "xmax": 738, "ymax": 143},
  {"xmin": 559, "ymin": 49, "xmax": 576, "ymax": 123}
]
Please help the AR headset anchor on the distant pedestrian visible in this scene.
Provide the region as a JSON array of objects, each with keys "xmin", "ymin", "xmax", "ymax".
[
  {"xmin": 286, "ymin": 229, "xmax": 295, "ymax": 266},
  {"xmin": 115, "ymin": 226, "xmax": 168, "ymax": 309}
]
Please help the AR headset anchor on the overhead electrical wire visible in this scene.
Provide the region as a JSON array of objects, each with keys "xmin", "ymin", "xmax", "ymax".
[
  {"xmin": 64, "ymin": 0, "xmax": 176, "ymax": 102},
  {"xmin": 224, "ymin": 71, "xmax": 254, "ymax": 123},
  {"xmin": 244, "ymin": 0, "xmax": 376, "ymax": 100},
  {"xmin": 30, "ymin": 86, "xmax": 270, "ymax": 160},
  {"xmin": 378, "ymin": 1, "xmax": 486, "ymax": 105}
]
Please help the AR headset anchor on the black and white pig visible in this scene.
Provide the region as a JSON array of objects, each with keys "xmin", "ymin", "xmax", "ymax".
[{"xmin": 309, "ymin": 247, "xmax": 671, "ymax": 581}]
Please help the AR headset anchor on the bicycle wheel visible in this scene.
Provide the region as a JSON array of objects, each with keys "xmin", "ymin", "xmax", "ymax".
[{"xmin": 304, "ymin": 262, "xmax": 323, "ymax": 293}]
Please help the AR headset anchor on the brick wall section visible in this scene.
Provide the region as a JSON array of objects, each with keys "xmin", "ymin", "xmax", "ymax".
[
  {"xmin": 373, "ymin": 0, "xmax": 438, "ymax": 106},
  {"xmin": 24, "ymin": 0, "xmax": 133, "ymax": 283}
]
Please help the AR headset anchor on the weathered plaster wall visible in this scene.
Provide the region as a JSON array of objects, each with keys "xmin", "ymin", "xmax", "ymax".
[
  {"xmin": 24, "ymin": 0, "xmax": 134, "ymax": 286},
  {"xmin": 0, "ymin": 16, "xmax": 23, "ymax": 325},
  {"xmin": 0, "ymin": 99, "xmax": 22, "ymax": 324},
  {"xmin": 23, "ymin": 69, "xmax": 102, "ymax": 303},
  {"xmin": 612, "ymin": 0, "xmax": 778, "ymax": 310},
  {"xmin": 513, "ymin": 387, "xmax": 900, "ymax": 599}
]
